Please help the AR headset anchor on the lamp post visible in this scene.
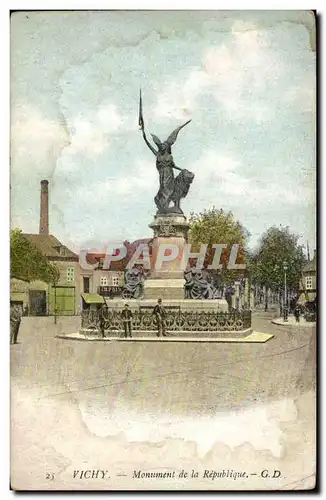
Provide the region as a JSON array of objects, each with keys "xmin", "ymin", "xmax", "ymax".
[{"xmin": 283, "ymin": 260, "xmax": 288, "ymax": 322}]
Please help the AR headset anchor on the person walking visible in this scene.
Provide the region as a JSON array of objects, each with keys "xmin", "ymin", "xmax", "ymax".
[
  {"xmin": 294, "ymin": 304, "xmax": 301, "ymax": 323},
  {"xmin": 153, "ymin": 298, "xmax": 167, "ymax": 337},
  {"xmin": 10, "ymin": 301, "xmax": 22, "ymax": 345},
  {"xmin": 121, "ymin": 304, "xmax": 133, "ymax": 338}
]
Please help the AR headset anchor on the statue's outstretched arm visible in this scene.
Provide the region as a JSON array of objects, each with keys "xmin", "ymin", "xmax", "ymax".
[
  {"xmin": 170, "ymin": 157, "xmax": 182, "ymax": 172},
  {"xmin": 142, "ymin": 130, "xmax": 157, "ymax": 156}
]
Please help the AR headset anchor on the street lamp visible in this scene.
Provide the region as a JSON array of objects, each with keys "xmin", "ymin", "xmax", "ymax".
[{"xmin": 283, "ymin": 260, "xmax": 288, "ymax": 322}]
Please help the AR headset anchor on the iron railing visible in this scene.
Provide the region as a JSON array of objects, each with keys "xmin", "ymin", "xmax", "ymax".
[{"xmin": 81, "ymin": 308, "xmax": 251, "ymax": 332}]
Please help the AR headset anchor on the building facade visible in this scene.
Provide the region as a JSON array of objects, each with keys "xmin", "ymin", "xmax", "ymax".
[
  {"xmin": 80, "ymin": 239, "xmax": 153, "ymax": 301},
  {"xmin": 10, "ymin": 277, "xmax": 30, "ymax": 312},
  {"xmin": 22, "ymin": 234, "xmax": 81, "ymax": 315},
  {"xmin": 298, "ymin": 250, "xmax": 317, "ymax": 304},
  {"xmin": 14, "ymin": 180, "xmax": 81, "ymax": 316},
  {"xmin": 80, "ymin": 253, "xmax": 125, "ymax": 298}
]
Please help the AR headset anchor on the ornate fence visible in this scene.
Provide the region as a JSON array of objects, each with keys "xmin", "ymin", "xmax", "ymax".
[{"xmin": 81, "ymin": 308, "xmax": 251, "ymax": 333}]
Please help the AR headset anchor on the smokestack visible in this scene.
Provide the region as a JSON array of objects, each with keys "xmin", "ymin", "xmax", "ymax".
[
  {"xmin": 39, "ymin": 180, "xmax": 49, "ymax": 235},
  {"xmin": 307, "ymin": 241, "xmax": 310, "ymax": 261}
]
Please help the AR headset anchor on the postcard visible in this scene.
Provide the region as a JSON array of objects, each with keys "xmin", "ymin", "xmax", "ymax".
[{"xmin": 10, "ymin": 10, "xmax": 316, "ymax": 491}]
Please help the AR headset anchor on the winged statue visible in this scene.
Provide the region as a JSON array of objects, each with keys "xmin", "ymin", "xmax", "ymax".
[{"xmin": 139, "ymin": 89, "xmax": 195, "ymax": 215}]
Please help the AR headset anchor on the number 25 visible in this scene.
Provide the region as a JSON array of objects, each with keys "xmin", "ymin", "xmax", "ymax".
[{"xmin": 46, "ymin": 473, "xmax": 55, "ymax": 481}]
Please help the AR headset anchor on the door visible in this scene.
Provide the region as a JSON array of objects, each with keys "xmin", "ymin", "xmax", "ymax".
[
  {"xmin": 29, "ymin": 290, "xmax": 47, "ymax": 316},
  {"xmin": 49, "ymin": 287, "xmax": 75, "ymax": 315},
  {"xmin": 83, "ymin": 277, "xmax": 90, "ymax": 293}
]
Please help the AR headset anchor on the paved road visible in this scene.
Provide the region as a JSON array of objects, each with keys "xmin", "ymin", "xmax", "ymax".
[
  {"xmin": 10, "ymin": 312, "xmax": 316, "ymax": 491},
  {"xmin": 11, "ymin": 312, "xmax": 315, "ymax": 414}
]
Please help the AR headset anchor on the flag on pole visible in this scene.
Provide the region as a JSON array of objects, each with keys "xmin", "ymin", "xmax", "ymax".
[{"xmin": 138, "ymin": 88, "xmax": 144, "ymax": 129}]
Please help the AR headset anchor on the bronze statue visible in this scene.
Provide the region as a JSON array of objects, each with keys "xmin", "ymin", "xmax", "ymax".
[
  {"xmin": 139, "ymin": 90, "xmax": 194, "ymax": 215},
  {"xmin": 122, "ymin": 267, "xmax": 146, "ymax": 299},
  {"xmin": 184, "ymin": 266, "xmax": 221, "ymax": 300}
]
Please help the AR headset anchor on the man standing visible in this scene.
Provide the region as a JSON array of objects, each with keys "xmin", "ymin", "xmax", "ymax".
[
  {"xmin": 153, "ymin": 298, "xmax": 167, "ymax": 337},
  {"xmin": 121, "ymin": 304, "xmax": 133, "ymax": 338},
  {"xmin": 98, "ymin": 303, "xmax": 109, "ymax": 338},
  {"xmin": 10, "ymin": 300, "xmax": 22, "ymax": 345}
]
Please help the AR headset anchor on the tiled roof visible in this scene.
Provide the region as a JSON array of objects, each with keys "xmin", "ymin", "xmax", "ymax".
[
  {"xmin": 22, "ymin": 234, "xmax": 78, "ymax": 260},
  {"xmin": 303, "ymin": 256, "xmax": 316, "ymax": 273},
  {"xmin": 132, "ymin": 238, "xmax": 152, "ymax": 246},
  {"xmin": 11, "ymin": 276, "xmax": 30, "ymax": 283},
  {"xmin": 85, "ymin": 253, "xmax": 125, "ymax": 271},
  {"xmin": 86, "ymin": 239, "xmax": 153, "ymax": 271}
]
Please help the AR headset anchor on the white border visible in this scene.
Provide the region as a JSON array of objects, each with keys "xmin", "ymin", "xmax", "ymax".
[{"xmin": 2, "ymin": 4, "xmax": 322, "ymax": 498}]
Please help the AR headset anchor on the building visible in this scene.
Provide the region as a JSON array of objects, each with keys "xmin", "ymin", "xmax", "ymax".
[
  {"xmin": 22, "ymin": 233, "xmax": 80, "ymax": 315},
  {"xmin": 298, "ymin": 250, "xmax": 317, "ymax": 305},
  {"xmin": 81, "ymin": 253, "xmax": 125, "ymax": 297},
  {"xmin": 10, "ymin": 276, "xmax": 30, "ymax": 313},
  {"xmin": 80, "ymin": 238, "xmax": 152, "ymax": 301},
  {"xmin": 13, "ymin": 180, "xmax": 81, "ymax": 316}
]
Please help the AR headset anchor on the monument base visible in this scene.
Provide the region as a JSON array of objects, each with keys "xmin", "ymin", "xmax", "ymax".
[
  {"xmin": 104, "ymin": 298, "xmax": 229, "ymax": 312},
  {"xmin": 144, "ymin": 212, "xmax": 190, "ymax": 299},
  {"xmin": 143, "ymin": 278, "xmax": 185, "ymax": 300},
  {"xmin": 80, "ymin": 299, "xmax": 250, "ymax": 338}
]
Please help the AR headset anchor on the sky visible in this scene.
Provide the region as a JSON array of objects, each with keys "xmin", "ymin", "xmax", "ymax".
[{"xmin": 10, "ymin": 10, "xmax": 316, "ymax": 254}]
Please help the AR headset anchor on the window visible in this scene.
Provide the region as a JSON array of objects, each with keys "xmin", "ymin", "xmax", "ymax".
[
  {"xmin": 66, "ymin": 267, "xmax": 75, "ymax": 284},
  {"xmin": 59, "ymin": 246, "xmax": 66, "ymax": 256},
  {"xmin": 112, "ymin": 276, "xmax": 119, "ymax": 287},
  {"xmin": 305, "ymin": 276, "xmax": 313, "ymax": 290},
  {"xmin": 100, "ymin": 276, "xmax": 108, "ymax": 286}
]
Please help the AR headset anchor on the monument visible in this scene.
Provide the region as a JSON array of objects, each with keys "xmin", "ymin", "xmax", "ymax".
[
  {"xmin": 79, "ymin": 90, "xmax": 253, "ymax": 338},
  {"xmin": 139, "ymin": 99, "xmax": 192, "ymax": 299},
  {"xmin": 138, "ymin": 90, "xmax": 226, "ymax": 307}
]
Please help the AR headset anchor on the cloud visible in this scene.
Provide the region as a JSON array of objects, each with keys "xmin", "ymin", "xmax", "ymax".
[
  {"xmin": 189, "ymin": 150, "xmax": 314, "ymax": 208},
  {"xmin": 152, "ymin": 74, "xmax": 204, "ymax": 123},
  {"xmin": 283, "ymin": 84, "xmax": 315, "ymax": 114},
  {"xmin": 152, "ymin": 23, "xmax": 314, "ymax": 124},
  {"xmin": 11, "ymin": 104, "xmax": 69, "ymax": 171},
  {"xmin": 75, "ymin": 159, "xmax": 157, "ymax": 201},
  {"xmin": 10, "ymin": 13, "xmax": 315, "ymax": 251},
  {"xmin": 67, "ymin": 103, "xmax": 123, "ymax": 157}
]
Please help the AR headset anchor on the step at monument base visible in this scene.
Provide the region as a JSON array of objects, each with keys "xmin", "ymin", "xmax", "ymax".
[{"xmin": 143, "ymin": 278, "xmax": 185, "ymax": 300}]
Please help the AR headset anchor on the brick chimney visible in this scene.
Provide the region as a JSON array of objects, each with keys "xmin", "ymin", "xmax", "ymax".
[{"xmin": 39, "ymin": 180, "xmax": 49, "ymax": 235}]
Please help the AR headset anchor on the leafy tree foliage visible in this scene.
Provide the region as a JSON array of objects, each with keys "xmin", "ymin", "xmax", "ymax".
[
  {"xmin": 10, "ymin": 229, "xmax": 60, "ymax": 284},
  {"xmin": 188, "ymin": 207, "xmax": 250, "ymax": 284},
  {"xmin": 250, "ymin": 225, "xmax": 306, "ymax": 292}
]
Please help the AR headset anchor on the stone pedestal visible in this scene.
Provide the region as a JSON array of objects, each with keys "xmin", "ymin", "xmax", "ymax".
[{"xmin": 143, "ymin": 213, "xmax": 189, "ymax": 300}]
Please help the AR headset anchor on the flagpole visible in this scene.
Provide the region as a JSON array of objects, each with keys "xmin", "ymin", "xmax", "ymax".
[{"xmin": 139, "ymin": 88, "xmax": 144, "ymax": 130}]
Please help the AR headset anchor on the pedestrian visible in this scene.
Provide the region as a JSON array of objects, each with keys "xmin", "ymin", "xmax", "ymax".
[
  {"xmin": 294, "ymin": 304, "xmax": 300, "ymax": 323},
  {"xmin": 10, "ymin": 301, "xmax": 22, "ymax": 345},
  {"xmin": 98, "ymin": 303, "xmax": 109, "ymax": 338},
  {"xmin": 121, "ymin": 304, "xmax": 133, "ymax": 338},
  {"xmin": 153, "ymin": 298, "xmax": 167, "ymax": 337}
]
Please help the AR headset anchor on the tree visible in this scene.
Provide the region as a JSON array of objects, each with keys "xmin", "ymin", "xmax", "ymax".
[
  {"xmin": 10, "ymin": 229, "xmax": 60, "ymax": 284},
  {"xmin": 188, "ymin": 207, "xmax": 250, "ymax": 284},
  {"xmin": 250, "ymin": 225, "xmax": 306, "ymax": 293}
]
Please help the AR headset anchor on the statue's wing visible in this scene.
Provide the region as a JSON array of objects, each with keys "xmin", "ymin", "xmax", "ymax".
[
  {"xmin": 165, "ymin": 119, "xmax": 192, "ymax": 146},
  {"xmin": 150, "ymin": 133, "xmax": 162, "ymax": 148}
]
